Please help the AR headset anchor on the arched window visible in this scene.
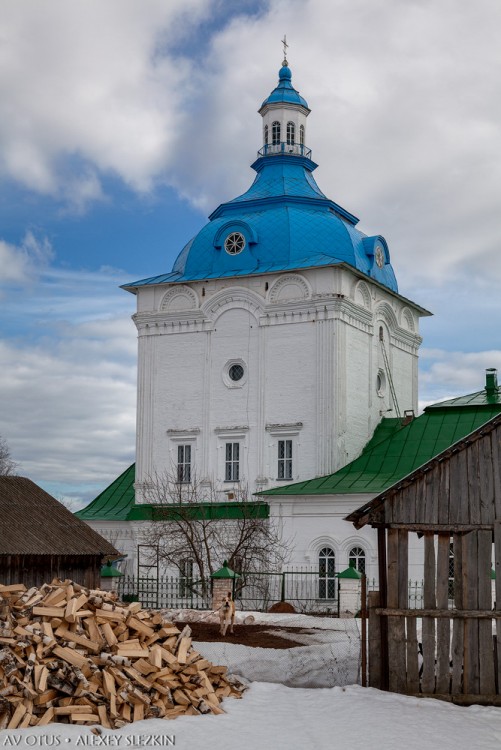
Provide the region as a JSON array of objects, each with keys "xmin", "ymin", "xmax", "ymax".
[
  {"xmin": 264, "ymin": 124, "xmax": 269, "ymax": 145},
  {"xmin": 286, "ymin": 121, "xmax": 295, "ymax": 145},
  {"xmin": 299, "ymin": 124, "xmax": 305, "ymax": 145},
  {"xmin": 349, "ymin": 546, "xmax": 366, "ymax": 575},
  {"xmin": 318, "ymin": 547, "xmax": 336, "ymax": 599},
  {"xmin": 272, "ymin": 121, "xmax": 281, "ymax": 145}
]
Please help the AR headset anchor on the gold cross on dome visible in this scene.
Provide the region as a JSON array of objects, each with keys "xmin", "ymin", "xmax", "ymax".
[{"xmin": 281, "ymin": 35, "xmax": 289, "ymax": 62}]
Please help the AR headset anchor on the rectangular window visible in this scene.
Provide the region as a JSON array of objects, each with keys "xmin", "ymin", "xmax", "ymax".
[
  {"xmin": 278, "ymin": 439, "xmax": 292, "ymax": 480},
  {"xmin": 225, "ymin": 442, "xmax": 240, "ymax": 481},
  {"xmin": 179, "ymin": 558, "xmax": 193, "ymax": 598},
  {"xmin": 177, "ymin": 444, "xmax": 192, "ymax": 483}
]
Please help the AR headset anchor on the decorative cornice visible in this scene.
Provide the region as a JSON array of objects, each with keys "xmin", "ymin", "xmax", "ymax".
[
  {"xmin": 265, "ymin": 422, "xmax": 303, "ymax": 433},
  {"xmin": 214, "ymin": 425, "xmax": 250, "ymax": 434},
  {"xmin": 166, "ymin": 428, "xmax": 201, "ymax": 436},
  {"xmin": 133, "ymin": 311, "xmax": 212, "ymax": 336}
]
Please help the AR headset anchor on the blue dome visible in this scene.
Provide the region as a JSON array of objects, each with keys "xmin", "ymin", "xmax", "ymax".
[
  {"xmin": 123, "ymin": 63, "xmax": 398, "ymax": 295},
  {"xmin": 260, "ymin": 64, "xmax": 309, "ymax": 110},
  {"xmin": 125, "ymin": 154, "xmax": 398, "ymax": 293}
]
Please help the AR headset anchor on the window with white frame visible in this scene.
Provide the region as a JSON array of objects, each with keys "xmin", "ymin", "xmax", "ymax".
[
  {"xmin": 286, "ymin": 121, "xmax": 295, "ymax": 145},
  {"xmin": 272, "ymin": 121, "xmax": 281, "ymax": 145},
  {"xmin": 318, "ymin": 546, "xmax": 336, "ymax": 599},
  {"xmin": 299, "ymin": 124, "xmax": 305, "ymax": 145},
  {"xmin": 225, "ymin": 442, "xmax": 240, "ymax": 481},
  {"xmin": 264, "ymin": 124, "xmax": 269, "ymax": 144},
  {"xmin": 349, "ymin": 546, "xmax": 366, "ymax": 575},
  {"xmin": 277, "ymin": 439, "xmax": 292, "ymax": 480},
  {"xmin": 177, "ymin": 444, "xmax": 192, "ymax": 483}
]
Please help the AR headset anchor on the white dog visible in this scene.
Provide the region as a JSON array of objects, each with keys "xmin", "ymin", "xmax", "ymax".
[{"xmin": 219, "ymin": 591, "xmax": 235, "ymax": 636}]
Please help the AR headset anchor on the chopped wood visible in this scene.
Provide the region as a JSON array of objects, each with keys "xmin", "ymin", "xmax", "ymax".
[{"xmin": 0, "ymin": 582, "xmax": 246, "ymax": 729}]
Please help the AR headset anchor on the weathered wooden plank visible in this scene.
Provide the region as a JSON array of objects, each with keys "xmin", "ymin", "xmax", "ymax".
[
  {"xmin": 377, "ymin": 528, "xmax": 389, "ymax": 691},
  {"xmin": 467, "ymin": 441, "xmax": 482, "ymax": 525},
  {"xmin": 405, "ymin": 615, "xmax": 419, "ymax": 694},
  {"xmin": 451, "ymin": 532, "xmax": 464, "ymax": 693},
  {"xmin": 436, "ymin": 534, "xmax": 451, "ymax": 694},
  {"xmin": 479, "ymin": 434, "xmax": 495, "ymax": 524},
  {"xmin": 387, "ymin": 529, "xmax": 406, "ymax": 694},
  {"xmin": 494, "ymin": 521, "xmax": 501, "ymax": 693},
  {"xmin": 448, "ymin": 453, "xmax": 462, "ymax": 525},
  {"xmin": 373, "ymin": 523, "xmax": 494, "ymax": 531},
  {"xmin": 477, "ymin": 529, "xmax": 495, "ymax": 694},
  {"xmin": 492, "ymin": 431, "xmax": 501, "ymax": 520},
  {"xmin": 368, "ymin": 591, "xmax": 382, "ymax": 690},
  {"xmin": 415, "ymin": 476, "xmax": 426, "ymax": 524},
  {"xmin": 458, "ymin": 452, "xmax": 470, "ymax": 525},
  {"xmin": 421, "ymin": 533, "xmax": 436, "ymax": 694},
  {"xmin": 428, "ymin": 467, "xmax": 440, "ymax": 525},
  {"xmin": 438, "ymin": 461, "xmax": 450, "ymax": 525},
  {"xmin": 463, "ymin": 532, "xmax": 480, "ymax": 695},
  {"xmin": 377, "ymin": 608, "xmax": 501, "ymax": 618}
]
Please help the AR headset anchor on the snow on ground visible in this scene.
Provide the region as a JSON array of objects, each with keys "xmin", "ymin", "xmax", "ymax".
[
  {"xmin": 2, "ymin": 684, "xmax": 501, "ymax": 750},
  {"xmin": 170, "ymin": 609, "xmax": 361, "ymax": 687},
  {"xmin": 2, "ymin": 611, "xmax": 501, "ymax": 749}
]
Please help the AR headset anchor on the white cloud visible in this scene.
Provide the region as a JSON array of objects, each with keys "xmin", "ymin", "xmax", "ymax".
[
  {"xmin": 419, "ymin": 348, "xmax": 501, "ymax": 408},
  {"xmin": 0, "ymin": 232, "xmax": 54, "ymax": 285},
  {"xmin": 0, "ymin": 0, "xmax": 213, "ymax": 200},
  {"xmin": 2, "ymin": 1, "xmax": 500, "ymax": 286},
  {"xmin": 0, "ymin": 255, "xmax": 137, "ymax": 504}
]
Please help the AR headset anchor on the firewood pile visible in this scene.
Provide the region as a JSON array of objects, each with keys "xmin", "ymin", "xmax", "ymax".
[{"xmin": 0, "ymin": 581, "xmax": 246, "ymax": 730}]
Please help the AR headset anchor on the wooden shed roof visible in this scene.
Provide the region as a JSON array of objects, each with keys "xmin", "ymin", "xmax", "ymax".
[
  {"xmin": 0, "ymin": 476, "xmax": 119, "ymax": 556},
  {"xmin": 346, "ymin": 412, "xmax": 501, "ymax": 530}
]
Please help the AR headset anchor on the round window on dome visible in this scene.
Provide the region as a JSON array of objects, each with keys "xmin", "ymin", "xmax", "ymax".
[{"xmin": 224, "ymin": 232, "xmax": 246, "ymax": 255}]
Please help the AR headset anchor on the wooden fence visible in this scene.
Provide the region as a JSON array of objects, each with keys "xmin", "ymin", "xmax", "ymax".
[{"xmin": 368, "ymin": 528, "xmax": 501, "ymax": 704}]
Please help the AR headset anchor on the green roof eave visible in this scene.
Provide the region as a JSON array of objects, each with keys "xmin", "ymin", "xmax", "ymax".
[
  {"xmin": 76, "ymin": 464, "xmax": 136, "ymax": 521},
  {"xmin": 257, "ymin": 403, "xmax": 501, "ymax": 498},
  {"xmin": 126, "ymin": 501, "xmax": 269, "ymax": 521}
]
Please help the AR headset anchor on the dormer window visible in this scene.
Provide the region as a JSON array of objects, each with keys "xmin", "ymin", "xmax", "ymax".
[
  {"xmin": 299, "ymin": 124, "xmax": 305, "ymax": 145},
  {"xmin": 272, "ymin": 121, "xmax": 281, "ymax": 145},
  {"xmin": 264, "ymin": 124, "xmax": 269, "ymax": 145},
  {"xmin": 224, "ymin": 232, "xmax": 246, "ymax": 255},
  {"xmin": 286, "ymin": 121, "xmax": 295, "ymax": 145}
]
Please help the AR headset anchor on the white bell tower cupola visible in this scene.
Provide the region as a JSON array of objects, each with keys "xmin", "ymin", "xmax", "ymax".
[{"xmin": 258, "ymin": 44, "xmax": 311, "ymax": 159}]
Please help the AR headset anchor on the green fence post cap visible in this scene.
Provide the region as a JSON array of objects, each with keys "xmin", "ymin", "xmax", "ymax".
[
  {"xmin": 336, "ymin": 564, "xmax": 362, "ymax": 580},
  {"xmin": 101, "ymin": 559, "xmax": 124, "ymax": 578},
  {"xmin": 211, "ymin": 560, "xmax": 241, "ymax": 579}
]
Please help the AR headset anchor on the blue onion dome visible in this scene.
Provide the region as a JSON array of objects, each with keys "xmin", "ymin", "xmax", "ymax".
[
  {"xmin": 260, "ymin": 63, "xmax": 309, "ymax": 110},
  {"xmin": 123, "ymin": 62, "xmax": 399, "ymax": 295}
]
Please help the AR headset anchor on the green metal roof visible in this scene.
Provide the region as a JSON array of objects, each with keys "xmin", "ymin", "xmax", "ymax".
[
  {"xmin": 76, "ymin": 464, "xmax": 269, "ymax": 522},
  {"xmin": 259, "ymin": 387, "xmax": 501, "ymax": 497},
  {"xmin": 76, "ymin": 464, "xmax": 136, "ymax": 521}
]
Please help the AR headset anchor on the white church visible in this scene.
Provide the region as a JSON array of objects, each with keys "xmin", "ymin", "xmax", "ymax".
[{"xmin": 78, "ymin": 54, "xmax": 501, "ymax": 598}]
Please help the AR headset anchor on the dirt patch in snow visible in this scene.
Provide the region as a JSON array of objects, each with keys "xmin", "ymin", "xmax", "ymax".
[{"xmin": 177, "ymin": 621, "xmax": 309, "ymax": 649}]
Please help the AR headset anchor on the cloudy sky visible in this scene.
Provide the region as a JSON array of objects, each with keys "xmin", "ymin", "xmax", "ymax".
[{"xmin": 1, "ymin": 0, "xmax": 500, "ymax": 507}]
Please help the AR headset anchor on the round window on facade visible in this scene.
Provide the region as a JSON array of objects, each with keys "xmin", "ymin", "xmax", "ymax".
[
  {"xmin": 229, "ymin": 364, "xmax": 244, "ymax": 382},
  {"xmin": 224, "ymin": 232, "xmax": 246, "ymax": 255},
  {"xmin": 376, "ymin": 369, "xmax": 386, "ymax": 398},
  {"xmin": 223, "ymin": 359, "xmax": 247, "ymax": 388}
]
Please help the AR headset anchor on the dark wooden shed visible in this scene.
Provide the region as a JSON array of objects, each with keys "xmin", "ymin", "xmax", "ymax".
[
  {"xmin": 347, "ymin": 412, "xmax": 501, "ymax": 704},
  {"xmin": 0, "ymin": 476, "xmax": 118, "ymax": 589}
]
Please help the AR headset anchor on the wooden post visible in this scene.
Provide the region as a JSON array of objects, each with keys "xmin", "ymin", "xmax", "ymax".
[
  {"xmin": 377, "ymin": 527, "xmax": 389, "ymax": 691},
  {"xmin": 436, "ymin": 533, "xmax": 451, "ymax": 694},
  {"xmin": 361, "ymin": 574, "xmax": 367, "ymax": 687},
  {"xmin": 495, "ymin": 521, "xmax": 501, "ymax": 693},
  {"xmin": 368, "ymin": 591, "xmax": 382, "ymax": 689},
  {"xmin": 421, "ymin": 532, "xmax": 437, "ymax": 694}
]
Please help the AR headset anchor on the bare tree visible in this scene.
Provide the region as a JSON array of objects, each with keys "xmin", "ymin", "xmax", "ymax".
[
  {"xmin": 0, "ymin": 436, "xmax": 17, "ymax": 476},
  {"xmin": 140, "ymin": 472, "xmax": 290, "ymax": 600}
]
